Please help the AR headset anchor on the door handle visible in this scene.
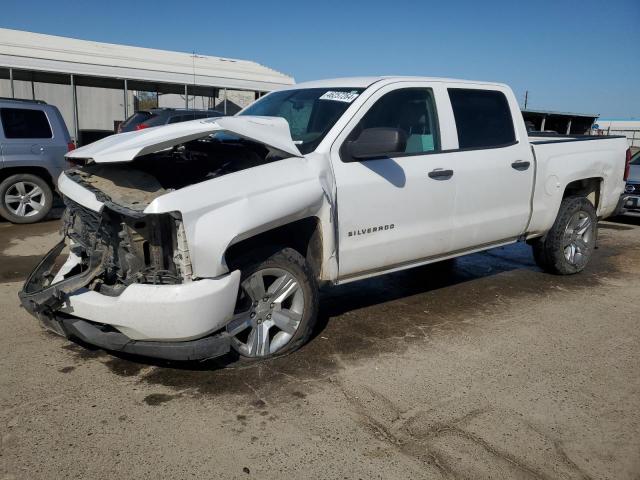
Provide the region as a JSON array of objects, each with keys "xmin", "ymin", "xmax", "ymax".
[
  {"xmin": 428, "ymin": 169, "xmax": 454, "ymax": 180},
  {"xmin": 511, "ymin": 160, "xmax": 530, "ymax": 171}
]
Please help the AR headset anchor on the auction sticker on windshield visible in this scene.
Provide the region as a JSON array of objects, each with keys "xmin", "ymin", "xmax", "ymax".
[{"xmin": 319, "ymin": 91, "xmax": 360, "ymax": 103}]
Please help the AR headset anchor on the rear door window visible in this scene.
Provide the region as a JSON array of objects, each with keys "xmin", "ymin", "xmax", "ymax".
[
  {"xmin": 0, "ymin": 108, "xmax": 53, "ymax": 139},
  {"xmin": 448, "ymin": 89, "xmax": 515, "ymax": 149}
]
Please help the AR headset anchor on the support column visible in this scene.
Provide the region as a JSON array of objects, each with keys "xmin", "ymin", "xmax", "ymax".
[
  {"xmin": 223, "ymin": 88, "xmax": 227, "ymax": 114},
  {"xmin": 540, "ymin": 116, "xmax": 546, "ymax": 132},
  {"xmin": 184, "ymin": 85, "xmax": 188, "ymax": 109},
  {"xmin": 566, "ymin": 119, "xmax": 572, "ymax": 135},
  {"xmin": 9, "ymin": 68, "xmax": 14, "ymax": 98},
  {"xmin": 70, "ymin": 75, "xmax": 79, "ymax": 144},
  {"xmin": 123, "ymin": 79, "xmax": 129, "ymax": 119}
]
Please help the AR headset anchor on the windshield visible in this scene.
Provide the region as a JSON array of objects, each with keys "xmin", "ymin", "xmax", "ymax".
[
  {"xmin": 239, "ymin": 88, "xmax": 364, "ymax": 154},
  {"xmin": 631, "ymin": 151, "xmax": 640, "ymax": 166}
]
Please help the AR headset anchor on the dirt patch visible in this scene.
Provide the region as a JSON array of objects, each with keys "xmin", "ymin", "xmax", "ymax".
[
  {"xmin": 0, "ymin": 254, "xmax": 47, "ymax": 282},
  {"xmin": 143, "ymin": 393, "xmax": 179, "ymax": 406},
  {"xmin": 102, "ymin": 357, "xmax": 147, "ymax": 377},
  {"xmin": 0, "ymin": 220, "xmax": 62, "ymax": 283}
]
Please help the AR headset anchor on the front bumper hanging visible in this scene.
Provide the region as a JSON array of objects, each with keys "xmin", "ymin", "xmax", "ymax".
[{"xmin": 18, "ymin": 242, "xmax": 231, "ymax": 361}]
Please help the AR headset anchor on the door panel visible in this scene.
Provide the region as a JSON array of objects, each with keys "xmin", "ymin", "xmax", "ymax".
[
  {"xmin": 0, "ymin": 107, "xmax": 63, "ymax": 181},
  {"xmin": 334, "ymin": 153, "xmax": 456, "ymax": 278},
  {"xmin": 444, "ymin": 86, "xmax": 535, "ymax": 251},
  {"xmin": 447, "ymin": 143, "xmax": 534, "ymax": 251},
  {"xmin": 330, "ymin": 83, "xmax": 457, "ymax": 279}
]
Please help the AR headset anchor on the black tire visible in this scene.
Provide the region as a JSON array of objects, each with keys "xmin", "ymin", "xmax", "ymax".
[
  {"xmin": 0, "ymin": 174, "xmax": 53, "ymax": 224},
  {"xmin": 530, "ymin": 196, "xmax": 597, "ymax": 275},
  {"xmin": 226, "ymin": 246, "xmax": 319, "ymax": 363}
]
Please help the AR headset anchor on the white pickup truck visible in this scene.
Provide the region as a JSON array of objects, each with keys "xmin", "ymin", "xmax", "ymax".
[{"xmin": 20, "ymin": 77, "xmax": 631, "ymax": 362}]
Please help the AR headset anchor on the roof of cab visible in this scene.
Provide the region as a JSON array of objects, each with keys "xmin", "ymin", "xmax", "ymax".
[{"xmin": 282, "ymin": 76, "xmax": 508, "ymax": 90}]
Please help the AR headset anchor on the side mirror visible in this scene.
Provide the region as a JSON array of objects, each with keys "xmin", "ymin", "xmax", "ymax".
[{"xmin": 345, "ymin": 127, "xmax": 407, "ymax": 161}]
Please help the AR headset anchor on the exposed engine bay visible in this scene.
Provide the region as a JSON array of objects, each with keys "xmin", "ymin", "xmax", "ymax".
[
  {"xmin": 66, "ymin": 135, "xmax": 277, "ymax": 210},
  {"xmin": 60, "ymin": 135, "xmax": 280, "ymax": 295}
]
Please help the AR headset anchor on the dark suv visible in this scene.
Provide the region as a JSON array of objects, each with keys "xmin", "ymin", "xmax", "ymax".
[
  {"xmin": 0, "ymin": 98, "xmax": 73, "ymax": 223},
  {"xmin": 118, "ymin": 108, "xmax": 224, "ymax": 132}
]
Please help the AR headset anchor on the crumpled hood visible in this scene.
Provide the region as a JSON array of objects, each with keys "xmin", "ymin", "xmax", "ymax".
[{"xmin": 66, "ymin": 115, "xmax": 302, "ymax": 163}]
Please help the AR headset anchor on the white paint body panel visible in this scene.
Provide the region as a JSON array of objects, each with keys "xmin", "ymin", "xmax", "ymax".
[
  {"xmin": 56, "ymin": 76, "xmax": 627, "ymax": 341},
  {"xmin": 66, "ymin": 115, "xmax": 302, "ymax": 163},
  {"xmin": 57, "ymin": 171, "xmax": 104, "ymax": 213},
  {"xmin": 61, "ymin": 270, "xmax": 241, "ymax": 341}
]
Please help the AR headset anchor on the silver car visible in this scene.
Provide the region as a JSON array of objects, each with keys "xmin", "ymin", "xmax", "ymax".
[{"xmin": 0, "ymin": 98, "xmax": 73, "ymax": 223}]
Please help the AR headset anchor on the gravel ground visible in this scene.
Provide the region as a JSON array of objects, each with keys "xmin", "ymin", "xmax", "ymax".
[{"xmin": 0, "ymin": 215, "xmax": 639, "ymax": 480}]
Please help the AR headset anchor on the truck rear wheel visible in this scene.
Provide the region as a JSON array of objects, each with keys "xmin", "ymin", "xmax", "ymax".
[
  {"xmin": 0, "ymin": 174, "xmax": 53, "ymax": 224},
  {"xmin": 531, "ymin": 196, "xmax": 597, "ymax": 275},
  {"xmin": 226, "ymin": 246, "xmax": 318, "ymax": 362}
]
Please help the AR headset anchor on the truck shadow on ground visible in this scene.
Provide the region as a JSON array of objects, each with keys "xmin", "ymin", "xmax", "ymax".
[{"xmin": 56, "ymin": 232, "xmax": 631, "ymax": 406}]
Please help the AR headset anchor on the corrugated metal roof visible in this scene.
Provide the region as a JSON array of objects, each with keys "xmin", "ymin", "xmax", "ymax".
[
  {"xmin": 522, "ymin": 108, "xmax": 599, "ymax": 118},
  {"xmin": 0, "ymin": 28, "xmax": 294, "ymax": 91}
]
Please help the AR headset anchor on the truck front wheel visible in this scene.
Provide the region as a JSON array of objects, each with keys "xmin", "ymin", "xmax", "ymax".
[
  {"xmin": 531, "ymin": 196, "xmax": 597, "ymax": 275},
  {"xmin": 226, "ymin": 247, "xmax": 319, "ymax": 361}
]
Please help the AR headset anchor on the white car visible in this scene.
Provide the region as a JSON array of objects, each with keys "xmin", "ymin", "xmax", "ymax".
[{"xmin": 20, "ymin": 77, "xmax": 631, "ymax": 362}]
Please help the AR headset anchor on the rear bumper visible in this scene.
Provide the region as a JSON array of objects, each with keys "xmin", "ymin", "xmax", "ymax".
[
  {"xmin": 615, "ymin": 194, "xmax": 640, "ymax": 215},
  {"xmin": 19, "ymin": 241, "xmax": 241, "ymax": 360},
  {"xmin": 623, "ymin": 194, "xmax": 640, "ymax": 211}
]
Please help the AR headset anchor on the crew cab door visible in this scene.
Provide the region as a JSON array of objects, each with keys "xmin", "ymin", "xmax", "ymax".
[
  {"xmin": 443, "ymin": 86, "xmax": 534, "ymax": 251},
  {"xmin": 330, "ymin": 83, "xmax": 458, "ymax": 280}
]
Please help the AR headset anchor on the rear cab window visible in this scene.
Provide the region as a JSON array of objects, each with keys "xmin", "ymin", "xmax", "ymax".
[
  {"xmin": 447, "ymin": 89, "xmax": 515, "ymax": 149},
  {"xmin": 0, "ymin": 108, "xmax": 53, "ymax": 139}
]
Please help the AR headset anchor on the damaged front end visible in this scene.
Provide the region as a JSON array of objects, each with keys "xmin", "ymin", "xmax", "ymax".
[
  {"xmin": 20, "ymin": 192, "xmax": 191, "ymax": 305},
  {"xmin": 18, "ymin": 191, "xmax": 234, "ymax": 361},
  {"xmin": 19, "ymin": 116, "xmax": 301, "ymax": 360}
]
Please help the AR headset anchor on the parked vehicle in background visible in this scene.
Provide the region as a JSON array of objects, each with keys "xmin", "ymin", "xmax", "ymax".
[
  {"xmin": 118, "ymin": 108, "xmax": 225, "ymax": 132},
  {"xmin": 622, "ymin": 150, "xmax": 640, "ymax": 212},
  {"xmin": 20, "ymin": 76, "xmax": 629, "ymax": 363},
  {"xmin": 0, "ymin": 98, "xmax": 73, "ymax": 223}
]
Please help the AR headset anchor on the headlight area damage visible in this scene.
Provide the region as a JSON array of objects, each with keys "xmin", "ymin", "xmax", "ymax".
[{"xmin": 18, "ymin": 200, "xmax": 233, "ymax": 361}]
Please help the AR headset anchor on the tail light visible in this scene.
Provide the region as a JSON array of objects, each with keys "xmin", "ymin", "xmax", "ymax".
[
  {"xmin": 624, "ymin": 148, "xmax": 631, "ymax": 181},
  {"xmin": 135, "ymin": 123, "xmax": 149, "ymax": 131},
  {"xmin": 67, "ymin": 141, "xmax": 76, "ymax": 152}
]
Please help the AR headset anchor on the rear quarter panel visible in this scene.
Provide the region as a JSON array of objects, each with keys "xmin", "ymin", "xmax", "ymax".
[{"xmin": 527, "ymin": 137, "xmax": 627, "ymax": 235}]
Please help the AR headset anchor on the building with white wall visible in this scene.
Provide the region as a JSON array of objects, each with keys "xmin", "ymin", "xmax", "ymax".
[{"xmin": 0, "ymin": 28, "xmax": 294, "ymax": 144}]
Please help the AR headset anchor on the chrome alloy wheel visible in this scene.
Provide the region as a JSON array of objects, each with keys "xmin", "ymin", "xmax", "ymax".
[
  {"xmin": 227, "ymin": 267, "xmax": 304, "ymax": 357},
  {"xmin": 563, "ymin": 211, "xmax": 594, "ymax": 266},
  {"xmin": 4, "ymin": 181, "xmax": 46, "ymax": 218}
]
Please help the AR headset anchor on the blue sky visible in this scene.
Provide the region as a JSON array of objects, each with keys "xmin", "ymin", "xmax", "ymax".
[{"xmin": 2, "ymin": 0, "xmax": 638, "ymax": 118}]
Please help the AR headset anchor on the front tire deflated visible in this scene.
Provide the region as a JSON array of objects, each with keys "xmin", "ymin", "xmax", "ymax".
[
  {"xmin": 531, "ymin": 196, "xmax": 598, "ymax": 275},
  {"xmin": 226, "ymin": 247, "xmax": 318, "ymax": 362}
]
